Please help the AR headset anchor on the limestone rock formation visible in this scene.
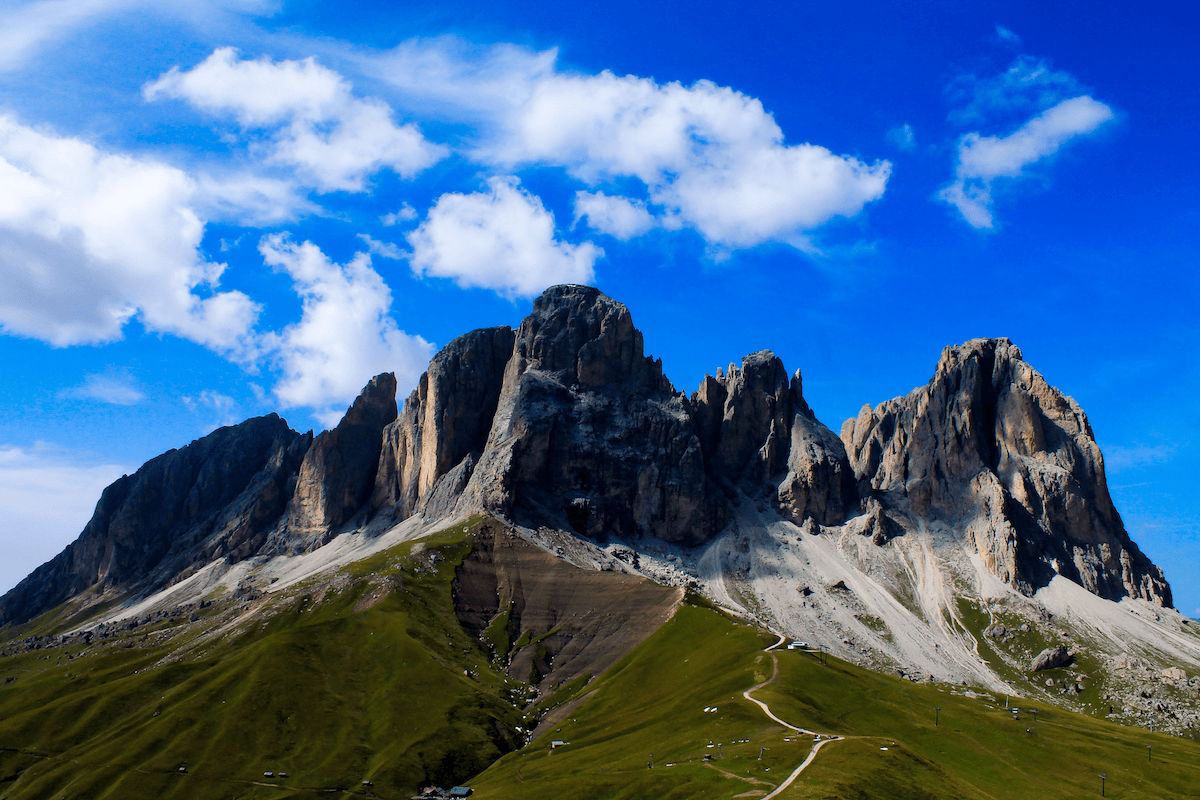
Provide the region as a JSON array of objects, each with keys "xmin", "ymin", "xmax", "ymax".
[
  {"xmin": 0, "ymin": 288, "xmax": 1177, "ymax": 634},
  {"xmin": 690, "ymin": 351, "xmax": 854, "ymax": 525},
  {"xmin": 0, "ymin": 415, "xmax": 311, "ymax": 626},
  {"xmin": 460, "ymin": 285, "xmax": 724, "ymax": 545},
  {"xmin": 841, "ymin": 337, "xmax": 1171, "ymax": 605},
  {"xmin": 280, "ymin": 373, "xmax": 397, "ymax": 551},
  {"xmin": 371, "ymin": 327, "xmax": 515, "ymax": 521}
]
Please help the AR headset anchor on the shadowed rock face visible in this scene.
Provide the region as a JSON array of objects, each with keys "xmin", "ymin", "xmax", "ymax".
[
  {"xmin": 0, "ymin": 415, "xmax": 311, "ymax": 626},
  {"xmin": 371, "ymin": 327, "xmax": 516, "ymax": 522},
  {"xmin": 459, "ymin": 285, "xmax": 725, "ymax": 545},
  {"xmin": 690, "ymin": 350, "xmax": 855, "ymax": 526},
  {"xmin": 280, "ymin": 373, "xmax": 398, "ymax": 552},
  {"xmin": 841, "ymin": 337, "xmax": 1171, "ymax": 606}
]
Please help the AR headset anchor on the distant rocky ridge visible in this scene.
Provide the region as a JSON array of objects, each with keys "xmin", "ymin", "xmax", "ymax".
[{"xmin": 0, "ymin": 285, "xmax": 1172, "ymax": 626}]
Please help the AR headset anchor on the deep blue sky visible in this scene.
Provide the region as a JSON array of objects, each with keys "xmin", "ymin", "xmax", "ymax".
[{"xmin": 1, "ymin": 0, "xmax": 1196, "ymax": 614}]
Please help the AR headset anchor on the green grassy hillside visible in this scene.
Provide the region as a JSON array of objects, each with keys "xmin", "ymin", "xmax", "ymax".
[
  {"xmin": 3, "ymin": 525, "xmax": 1198, "ymax": 800},
  {"xmin": 0, "ymin": 520, "xmax": 526, "ymax": 799},
  {"xmin": 472, "ymin": 602, "xmax": 1200, "ymax": 800}
]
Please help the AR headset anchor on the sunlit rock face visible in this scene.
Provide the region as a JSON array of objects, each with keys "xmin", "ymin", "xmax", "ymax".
[
  {"xmin": 280, "ymin": 373, "xmax": 397, "ymax": 553},
  {"xmin": 841, "ymin": 337, "xmax": 1171, "ymax": 605}
]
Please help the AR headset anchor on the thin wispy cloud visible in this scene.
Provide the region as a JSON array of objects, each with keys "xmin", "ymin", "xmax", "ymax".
[
  {"xmin": 1104, "ymin": 442, "xmax": 1177, "ymax": 472},
  {"xmin": 0, "ymin": 442, "xmax": 130, "ymax": 593},
  {"xmin": 59, "ymin": 369, "xmax": 145, "ymax": 405},
  {"xmin": 994, "ymin": 25, "xmax": 1021, "ymax": 47},
  {"xmin": 939, "ymin": 54, "xmax": 1115, "ymax": 229},
  {"xmin": 887, "ymin": 123, "xmax": 916, "ymax": 151}
]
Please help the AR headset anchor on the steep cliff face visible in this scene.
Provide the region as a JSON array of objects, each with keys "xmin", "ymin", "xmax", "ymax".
[
  {"xmin": 371, "ymin": 327, "xmax": 515, "ymax": 521},
  {"xmin": 0, "ymin": 414, "xmax": 311, "ymax": 626},
  {"xmin": 0, "ymin": 290, "xmax": 1175, "ymax": 630},
  {"xmin": 280, "ymin": 373, "xmax": 397, "ymax": 552},
  {"xmin": 460, "ymin": 285, "xmax": 724, "ymax": 545},
  {"xmin": 690, "ymin": 350, "xmax": 854, "ymax": 526},
  {"xmin": 841, "ymin": 337, "xmax": 1171, "ymax": 605}
]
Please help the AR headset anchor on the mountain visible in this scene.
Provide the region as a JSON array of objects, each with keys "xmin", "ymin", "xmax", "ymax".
[{"xmin": 2, "ymin": 284, "xmax": 1199, "ymax": 798}]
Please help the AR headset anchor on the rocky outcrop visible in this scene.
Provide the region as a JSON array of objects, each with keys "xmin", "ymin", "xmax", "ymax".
[
  {"xmin": 691, "ymin": 351, "xmax": 854, "ymax": 526},
  {"xmin": 0, "ymin": 415, "xmax": 311, "ymax": 626},
  {"xmin": 842, "ymin": 338, "xmax": 1171, "ymax": 606},
  {"xmin": 280, "ymin": 374, "xmax": 397, "ymax": 552},
  {"xmin": 371, "ymin": 327, "xmax": 515, "ymax": 521},
  {"xmin": 1031, "ymin": 645, "xmax": 1074, "ymax": 671},
  {"xmin": 459, "ymin": 285, "xmax": 724, "ymax": 545}
]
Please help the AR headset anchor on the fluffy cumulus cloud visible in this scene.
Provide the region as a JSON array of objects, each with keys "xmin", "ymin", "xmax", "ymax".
[
  {"xmin": 145, "ymin": 48, "xmax": 447, "ymax": 193},
  {"xmin": 940, "ymin": 95, "xmax": 1114, "ymax": 228},
  {"xmin": 0, "ymin": 115, "xmax": 259, "ymax": 351},
  {"xmin": 482, "ymin": 71, "xmax": 890, "ymax": 251},
  {"xmin": 408, "ymin": 177, "xmax": 601, "ymax": 298},
  {"xmin": 259, "ymin": 234, "xmax": 433, "ymax": 427},
  {"xmin": 0, "ymin": 442, "xmax": 129, "ymax": 593},
  {"xmin": 574, "ymin": 191, "xmax": 656, "ymax": 240}
]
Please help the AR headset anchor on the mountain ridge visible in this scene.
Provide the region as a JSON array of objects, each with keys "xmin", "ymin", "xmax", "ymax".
[{"xmin": 1, "ymin": 283, "xmax": 1193, "ymax": 738}]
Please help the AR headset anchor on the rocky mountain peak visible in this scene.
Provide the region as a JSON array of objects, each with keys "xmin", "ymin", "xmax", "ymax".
[
  {"xmin": 0, "ymin": 414, "xmax": 312, "ymax": 626},
  {"xmin": 1, "ymin": 293, "xmax": 1174, "ymax": 634},
  {"xmin": 509, "ymin": 283, "xmax": 669, "ymax": 392},
  {"xmin": 842, "ymin": 337, "xmax": 1170, "ymax": 605}
]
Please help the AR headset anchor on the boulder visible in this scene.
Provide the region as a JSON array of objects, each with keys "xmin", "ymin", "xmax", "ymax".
[{"xmin": 1031, "ymin": 646, "xmax": 1074, "ymax": 672}]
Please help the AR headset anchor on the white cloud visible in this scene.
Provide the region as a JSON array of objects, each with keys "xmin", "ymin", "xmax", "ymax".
[
  {"xmin": 407, "ymin": 177, "xmax": 601, "ymax": 298},
  {"xmin": 887, "ymin": 123, "xmax": 916, "ymax": 151},
  {"xmin": 381, "ymin": 203, "xmax": 417, "ymax": 226},
  {"xmin": 195, "ymin": 171, "xmax": 319, "ymax": 225},
  {"xmin": 357, "ymin": 233, "xmax": 404, "ymax": 259},
  {"xmin": 574, "ymin": 191, "xmax": 656, "ymax": 240},
  {"xmin": 60, "ymin": 369, "xmax": 145, "ymax": 405},
  {"xmin": 145, "ymin": 47, "xmax": 447, "ymax": 193},
  {"xmin": 0, "ymin": 442, "xmax": 130, "ymax": 594},
  {"xmin": 1104, "ymin": 443, "xmax": 1176, "ymax": 472},
  {"xmin": 948, "ymin": 55, "xmax": 1083, "ymax": 126},
  {"xmin": 995, "ymin": 25, "xmax": 1021, "ymax": 46},
  {"xmin": 939, "ymin": 96, "xmax": 1115, "ymax": 229},
  {"xmin": 0, "ymin": 115, "xmax": 259, "ymax": 352},
  {"xmin": 0, "ymin": 0, "xmax": 276, "ymax": 73},
  {"xmin": 355, "ymin": 36, "xmax": 558, "ymax": 125},
  {"xmin": 259, "ymin": 234, "xmax": 433, "ymax": 426},
  {"xmin": 183, "ymin": 388, "xmax": 241, "ymax": 432},
  {"xmin": 482, "ymin": 71, "xmax": 890, "ymax": 250}
]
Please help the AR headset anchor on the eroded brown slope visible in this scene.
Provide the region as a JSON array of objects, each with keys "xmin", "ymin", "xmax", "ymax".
[{"xmin": 454, "ymin": 519, "xmax": 682, "ymax": 694}]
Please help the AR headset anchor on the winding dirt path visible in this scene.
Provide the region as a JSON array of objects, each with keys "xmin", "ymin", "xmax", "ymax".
[{"xmin": 742, "ymin": 636, "xmax": 845, "ymax": 799}]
